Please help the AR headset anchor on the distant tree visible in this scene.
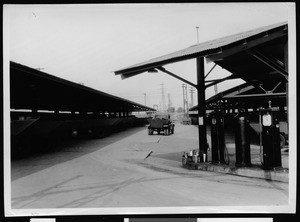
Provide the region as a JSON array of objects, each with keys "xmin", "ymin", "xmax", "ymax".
[
  {"xmin": 167, "ymin": 107, "xmax": 175, "ymax": 113},
  {"xmin": 176, "ymin": 107, "xmax": 184, "ymax": 113}
]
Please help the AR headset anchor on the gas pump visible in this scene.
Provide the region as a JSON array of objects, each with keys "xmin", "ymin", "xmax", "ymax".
[
  {"xmin": 235, "ymin": 112, "xmax": 252, "ymax": 167},
  {"xmin": 210, "ymin": 111, "xmax": 226, "ymax": 164},
  {"xmin": 260, "ymin": 102, "xmax": 282, "ymax": 169}
]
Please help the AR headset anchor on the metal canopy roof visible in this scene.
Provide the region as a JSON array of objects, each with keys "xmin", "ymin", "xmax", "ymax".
[
  {"xmin": 114, "ymin": 21, "xmax": 288, "ymax": 85},
  {"xmin": 189, "ymin": 82, "xmax": 287, "ymax": 111},
  {"xmin": 10, "ymin": 61, "xmax": 155, "ymax": 112},
  {"xmin": 115, "ymin": 21, "xmax": 288, "ymax": 115}
]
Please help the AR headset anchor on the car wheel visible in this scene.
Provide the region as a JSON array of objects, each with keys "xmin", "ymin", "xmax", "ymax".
[{"xmin": 164, "ymin": 129, "xmax": 168, "ymax": 136}]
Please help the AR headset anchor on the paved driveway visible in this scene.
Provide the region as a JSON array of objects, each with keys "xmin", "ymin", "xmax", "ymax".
[{"xmin": 10, "ymin": 124, "xmax": 289, "ymax": 214}]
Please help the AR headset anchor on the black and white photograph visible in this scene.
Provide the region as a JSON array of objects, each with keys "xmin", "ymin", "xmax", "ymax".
[{"xmin": 3, "ymin": 2, "xmax": 296, "ymax": 217}]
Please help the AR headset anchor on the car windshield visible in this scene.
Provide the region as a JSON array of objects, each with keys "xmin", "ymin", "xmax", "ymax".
[{"xmin": 155, "ymin": 115, "xmax": 169, "ymax": 119}]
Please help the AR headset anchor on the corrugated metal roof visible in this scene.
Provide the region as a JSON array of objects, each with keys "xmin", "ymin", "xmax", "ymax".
[
  {"xmin": 115, "ymin": 21, "xmax": 287, "ymax": 76},
  {"xmin": 11, "ymin": 61, "xmax": 155, "ymax": 112}
]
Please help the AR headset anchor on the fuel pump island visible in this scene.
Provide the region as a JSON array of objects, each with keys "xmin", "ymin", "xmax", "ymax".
[{"xmin": 183, "ymin": 99, "xmax": 287, "ymax": 178}]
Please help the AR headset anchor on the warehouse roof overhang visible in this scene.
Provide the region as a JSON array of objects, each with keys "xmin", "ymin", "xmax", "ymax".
[
  {"xmin": 10, "ymin": 61, "xmax": 155, "ymax": 112},
  {"xmin": 114, "ymin": 22, "xmax": 288, "ymax": 91}
]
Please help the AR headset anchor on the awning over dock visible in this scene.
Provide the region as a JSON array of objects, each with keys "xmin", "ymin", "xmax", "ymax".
[{"xmin": 10, "ymin": 61, "xmax": 155, "ymax": 113}]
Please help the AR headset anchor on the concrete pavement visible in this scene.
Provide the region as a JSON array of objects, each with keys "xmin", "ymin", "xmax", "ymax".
[
  {"xmin": 141, "ymin": 124, "xmax": 289, "ymax": 183},
  {"xmin": 10, "ymin": 124, "xmax": 289, "ymax": 211}
]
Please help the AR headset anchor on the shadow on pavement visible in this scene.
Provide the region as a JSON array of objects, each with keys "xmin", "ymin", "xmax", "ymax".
[{"xmin": 11, "ymin": 126, "xmax": 145, "ymax": 181}]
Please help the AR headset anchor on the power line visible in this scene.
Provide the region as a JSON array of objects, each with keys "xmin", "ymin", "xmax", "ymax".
[
  {"xmin": 168, "ymin": 93, "xmax": 172, "ymax": 109},
  {"xmin": 214, "ymin": 84, "xmax": 218, "ymax": 95},
  {"xmin": 185, "ymin": 84, "xmax": 189, "ymax": 111},
  {"xmin": 160, "ymin": 83, "xmax": 166, "ymax": 112},
  {"xmin": 182, "ymin": 84, "xmax": 189, "ymax": 112},
  {"xmin": 189, "ymin": 87, "xmax": 195, "ymax": 107},
  {"xmin": 182, "ymin": 84, "xmax": 186, "ymax": 112}
]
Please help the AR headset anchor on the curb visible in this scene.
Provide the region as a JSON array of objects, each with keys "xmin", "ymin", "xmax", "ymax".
[{"xmin": 183, "ymin": 162, "xmax": 289, "ymax": 183}]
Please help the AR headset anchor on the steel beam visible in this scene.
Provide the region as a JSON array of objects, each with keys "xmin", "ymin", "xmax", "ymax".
[
  {"xmin": 205, "ymin": 75, "xmax": 236, "ymax": 89},
  {"xmin": 156, "ymin": 67, "xmax": 197, "ymax": 88},
  {"xmin": 246, "ymin": 49, "xmax": 288, "ymax": 81},
  {"xmin": 225, "ymin": 92, "xmax": 286, "ymax": 99},
  {"xmin": 204, "ymin": 63, "xmax": 217, "ymax": 79}
]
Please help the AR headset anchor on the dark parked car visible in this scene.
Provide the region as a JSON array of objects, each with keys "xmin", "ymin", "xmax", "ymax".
[{"xmin": 147, "ymin": 113, "xmax": 175, "ymax": 136}]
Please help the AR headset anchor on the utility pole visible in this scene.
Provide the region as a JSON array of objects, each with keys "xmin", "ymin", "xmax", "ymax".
[
  {"xmin": 185, "ymin": 84, "xmax": 189, "ymax": 111},
  {"xmin": 168, "ymin": 93, "xmax": 172, "ymax": 109},
  {"xmin": 196, "ymin": 26, "xmax": 199, "ymax": 44},
  {"xmin": 182, "ymin": 84, "xmax": 186, "ymax": 113},
  {"xmin": 189, "ymin": 87, "xmax": 195, "ymax": 107},
  {"xmin": 182, "ymin": 84, "xmax": 189, "ymax": 113},
  {"xmin": 214, "ymin": 84, "xmax": 218, "ymax": 95},
  {"xmin": 160, "ymin": 83, "xmax": 166, "ymax": 112}
]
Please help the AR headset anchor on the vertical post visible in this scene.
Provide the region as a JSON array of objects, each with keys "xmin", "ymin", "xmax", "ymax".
[
  {"xmin": 182, "ymin": 84, "xmax": 186, "ymax": 113},
  {"xmin": 214, "ymin": 84, "xmax": 218, "ymax": 95},
  {"xmin": 197, "ymin": 57, "xmax": 207, "ymax": 154},
  {"xmin": 71, "ymin": 110, "xmax": 75, "ymax": 119},
  {"xmin": 190, "ymin": 87, "xmax": 194, "ymax": 107},
  {"xmin": 196, "ymin": 26, "xmax": 199, "ymax": 44},
  {"xmin": 32, "ymin": 109, "xmax": 38, "ymax": 119},
  {"xmin": 284, "ymin": 39, "xmax": 288, "ymax": 135},
  {"xmin": 161, "ymin": 83, "xmax": 166, "ymax": 112},
  {"xmin": 185, "ymin": 84, "xmax": 189, "ymax": 111}
]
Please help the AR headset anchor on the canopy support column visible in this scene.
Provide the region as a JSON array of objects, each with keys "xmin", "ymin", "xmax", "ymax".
[
  {"xmin": 197, "ymin": 57, "xmax": 207, "ymax": 155},
  {"xmin": 284, "ymin": 39, "xmax": 288, "ymax": 136}
]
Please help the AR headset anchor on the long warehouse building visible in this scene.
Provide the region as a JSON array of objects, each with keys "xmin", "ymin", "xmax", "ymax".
[{"xmin": 10, "ymin": 61, "xmax": 155, "ymax": 158}]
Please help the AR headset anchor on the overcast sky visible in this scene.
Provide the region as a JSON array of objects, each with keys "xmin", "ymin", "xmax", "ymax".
[{"xmin": 5, "ymin": 3, "xmax": 290, "ymax": 110}]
